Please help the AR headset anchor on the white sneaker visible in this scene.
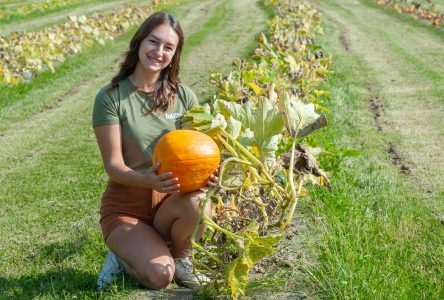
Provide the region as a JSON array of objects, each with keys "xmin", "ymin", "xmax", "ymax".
[
  {"xmin": 97, "ymin": 250, "xmax": 125, "ymax": 291},
  {"xmin": 174, "ymin": 257, "xmax": 210, "ymax": 289}
]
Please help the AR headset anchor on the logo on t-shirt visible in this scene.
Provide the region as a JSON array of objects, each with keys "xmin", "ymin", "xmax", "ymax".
[{"xmin": 165, "ymin": 112, "xmax": 182, "ymax": 120}]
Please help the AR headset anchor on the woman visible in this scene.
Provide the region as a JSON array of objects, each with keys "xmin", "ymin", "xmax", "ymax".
[{"xmin": 92, "ymin": 11, "xmax": 215, "ymax": 290}]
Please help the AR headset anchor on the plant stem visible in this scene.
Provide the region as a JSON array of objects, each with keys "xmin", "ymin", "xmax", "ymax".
[
  {"xmin": 191, "ymin": 240, "xmax": 223, "ymax": 264},
  {"xmin": 281, "ymin": 140, "xmax": 299, "ymax": 230},
  {"xmin": 219, "ymin": 127, "xmax": 265, "ymax": 170},
  {"xmin": 203, "ymin": 214, "xmax": 243, "ymax": 241},
  {"xmin": 217, "ymin": 129, "xmax": 290, "ymax": 198},
  {"xmin": 216, "ymin": 133, "xmax": 238, "ymax": 157},
  {"xmin": 281, "ymin": 177, "xmax": 303, "ymax": 230},
  {"xmin": 218, "ymin": 156, "xmax": 254, "ymax": 190}
]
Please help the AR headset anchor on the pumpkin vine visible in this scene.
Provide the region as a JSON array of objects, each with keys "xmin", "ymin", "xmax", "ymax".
[{"xmin": 182, "ymin": 1, "xmax": 333, "ymax": 298}]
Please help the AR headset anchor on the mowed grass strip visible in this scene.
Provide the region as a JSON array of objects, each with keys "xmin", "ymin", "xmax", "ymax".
[{"xmin": 0, "ymin": 0, "xmax": 268, "ymax": 298}]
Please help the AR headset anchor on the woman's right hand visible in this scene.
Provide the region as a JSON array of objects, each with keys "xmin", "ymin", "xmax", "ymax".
[{"xmin": 145, "ymin": 162, "xmax": 180, "ymax": 193}]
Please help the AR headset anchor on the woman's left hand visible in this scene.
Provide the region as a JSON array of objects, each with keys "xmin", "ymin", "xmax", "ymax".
[{"xmin": 206, "ymin": 167, "xmax": 219, "ymax": 187}]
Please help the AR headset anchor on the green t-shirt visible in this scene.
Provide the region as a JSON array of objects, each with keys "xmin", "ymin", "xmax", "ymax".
[{"xmin": 92, "ymin": 77, "xmax": 198, "ymax": 173}]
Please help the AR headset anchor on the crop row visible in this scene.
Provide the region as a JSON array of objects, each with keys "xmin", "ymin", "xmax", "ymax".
[
  {"xmin": 0, "ymin": 1, "xmax": 174, "ymax": 84},
  {"xmin": 0, "ymin": 0, "xmax": 95, "ymax": 22},
  {"xmin": 374, "ymin": 0, "xmax": 444, "ymax": 26},
  {"xmin": 182, "ymin": 1, "xmax": 332, "ymax": 298}
]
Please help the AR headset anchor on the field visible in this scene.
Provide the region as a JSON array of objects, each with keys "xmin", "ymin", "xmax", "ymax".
[{"xmin": 0, "ymin": 0, "xmax": 443, "ymax": 299}]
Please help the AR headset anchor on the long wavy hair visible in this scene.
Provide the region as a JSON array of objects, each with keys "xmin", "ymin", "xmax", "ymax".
[{"xmin": 108, "ymin": 12, "xmax": 184, "ymax": 113}]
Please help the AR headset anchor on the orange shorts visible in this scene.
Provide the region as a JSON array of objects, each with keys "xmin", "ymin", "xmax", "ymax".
[{"xmin": 99, "ymin": 181, "xmax": 168, "ymax": 241}]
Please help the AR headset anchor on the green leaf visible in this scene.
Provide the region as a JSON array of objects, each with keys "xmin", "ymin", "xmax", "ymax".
[
  {"xmin": 243, "ymin": 222, "xmax": 283, "ymax": 262},
  {"xmin": 217, "ymin": 99, "xmax": 284, "ymax": 162},
  {"xmin": 181, "ymin": 104, "xmax": 226, "ymax": 132},
  {"xmin": 226, "ymin": 116, "xmax": 242, "ymax": 140},
  {"xmin": 225, "ymin": 221, "xmax": 283, "ymax": 298},
  {"xmin": 226, "ymin": 252, "xmax": 252, "ymax": 298},
  {"xmin": 277, "ymin": 93, "xmax": 327, "ymax": 138}
]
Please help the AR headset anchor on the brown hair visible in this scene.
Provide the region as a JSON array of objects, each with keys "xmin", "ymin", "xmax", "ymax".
[{"xmin": 108, "ymin": 11, "xmax": 184, "ymax": 113}]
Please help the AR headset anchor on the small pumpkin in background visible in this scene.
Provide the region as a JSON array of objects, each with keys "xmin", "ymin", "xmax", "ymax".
[{"xmin": 152, "ymin": 130, "xmax": 220, "ymax": 193}]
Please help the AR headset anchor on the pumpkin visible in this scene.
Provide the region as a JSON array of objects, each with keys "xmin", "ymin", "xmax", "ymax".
[{"xmin": 152, "ymin": 129, "xmax": 220, "ymax": 193}]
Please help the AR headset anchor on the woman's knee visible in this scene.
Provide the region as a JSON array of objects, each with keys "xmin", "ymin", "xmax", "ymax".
[
  {"xmin": 136, "ymin": 262, "xmax": 174, "ymax": 289},
  {"xmin": 181, "ymin": 191, "xmax": 210, "ymax": 215}
]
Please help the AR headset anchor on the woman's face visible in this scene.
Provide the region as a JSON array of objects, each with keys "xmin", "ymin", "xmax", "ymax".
[{"xmin": 138, "ymin": 24, "xmax": 179, "ymax": 74}]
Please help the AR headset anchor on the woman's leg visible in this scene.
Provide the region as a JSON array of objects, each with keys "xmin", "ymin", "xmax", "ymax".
[
  {"xmin": 153, "ymin": 191, "xmax": 212, "ymax": 258},
  {"xmin": 105, "ymin": 221, "xmax": 174, "ymax": 289}
]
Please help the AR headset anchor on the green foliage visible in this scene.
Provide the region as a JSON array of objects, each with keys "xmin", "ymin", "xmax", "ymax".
[{"xmin": 183, "ymin": 1, "xmax": 334, "ymax": 298}]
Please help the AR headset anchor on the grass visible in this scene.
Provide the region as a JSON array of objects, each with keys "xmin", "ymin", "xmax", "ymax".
[{"xmin": 282, "ymin": 13, "xmax": 444, "ymax": 299}]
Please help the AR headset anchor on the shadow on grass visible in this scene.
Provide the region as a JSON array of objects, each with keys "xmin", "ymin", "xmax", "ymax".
[
  {"xmin": 0, "ymin": 233, "xmax": 101, "ymax": 298},
  {"xmin": 37, "ymin": 233, "xmax": 90, "ymax": 263},
  {"xmin": 0, "ymin": 268, "xmax": 97, "ymax": 299}
]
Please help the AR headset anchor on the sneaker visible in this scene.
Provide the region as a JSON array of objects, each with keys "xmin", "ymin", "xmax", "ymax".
[
  {"xmin": 97, "ymin": 250, "xmax": 125, "ymax": 291},
  {"xmin": 174, "ymin": 257, "xmax": 210, "ymax": 289}
]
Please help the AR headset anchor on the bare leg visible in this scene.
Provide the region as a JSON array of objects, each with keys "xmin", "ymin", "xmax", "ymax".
[
  {"xmin": 153, "ymin": 191, "xmax": 212, "ymax": 258},
  {"xmin": 105, "ymin": 221, "xmax": 174, "ymax": 289}
]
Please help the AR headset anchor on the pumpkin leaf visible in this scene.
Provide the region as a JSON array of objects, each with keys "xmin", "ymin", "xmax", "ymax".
[
  {"xmin": 226, "ymin": 116, "xmax": 242, "ymax": 140},
  {"xmin": 285, "ymin": 55, "xmax": 298, "ymax": 74},
  {"xmin": 225, "ymin": 221, "xmax": 283, "ymax": 298},
  {"xmin": 220, "ymin": 159, "xmax": 247, "ymax": 189},
  {"xmin": 181, "ymin": 104, "xmax": 227, "ymax": 132},
  {"xmin": 277, "ymin": 93, "xmax": 327, "ymax": 139},
  {"xmin": 226, "ymin": 253, "xmax": 251, "ymax": 299},
  {"xmin": 217, "ymin": 99, "xmax": 284, "ymax": 162}
]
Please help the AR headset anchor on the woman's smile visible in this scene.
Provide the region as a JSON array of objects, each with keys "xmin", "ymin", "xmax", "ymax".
[{"xmin": 138, "ymin": 23, "xmax": 179, "ymax": 73}]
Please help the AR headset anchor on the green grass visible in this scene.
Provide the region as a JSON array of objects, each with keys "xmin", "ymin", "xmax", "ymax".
[
  {"xmin": 284, "ymin": 18, "xmax": 444, "ymax": 299},
  {"xmin": 182, "ymin": 1, "xmax": 232, "ymax": 55}
]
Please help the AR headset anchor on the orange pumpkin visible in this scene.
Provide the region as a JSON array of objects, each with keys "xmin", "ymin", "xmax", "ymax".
[{"xmin": 152, "ymin": 130, "xmax": 220, "ymax": 193}]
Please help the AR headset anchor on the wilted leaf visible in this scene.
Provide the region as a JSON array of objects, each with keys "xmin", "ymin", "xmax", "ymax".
[
  {"xmin": 226, "ymin": 252, "xmax": 251, "ymax": 298},
  {"xmin": 285, "ymin": 55, "xmax": 298, "ymax": 74},
  {"xmin": 220, "ymin": 159, "xmax": 247, "ymax": 189},
  {"xmin": 282, "ymin": 144, "xmax": 331, "ymax": 192}
]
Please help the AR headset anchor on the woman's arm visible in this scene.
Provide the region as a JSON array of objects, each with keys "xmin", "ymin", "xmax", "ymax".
[{"xmin": 94, "ymin": 124, "xmax": 179, "ymax": 192}]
